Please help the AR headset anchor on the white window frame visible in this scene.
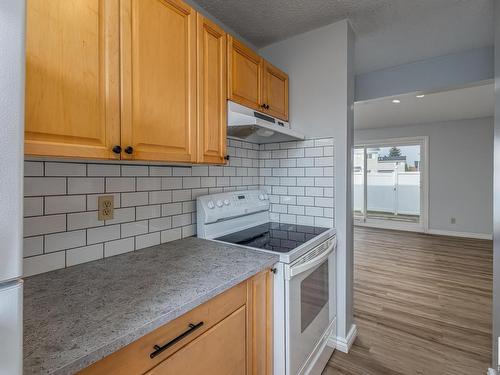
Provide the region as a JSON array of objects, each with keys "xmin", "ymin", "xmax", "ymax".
[{"xmin": 353, "ymin": 136, "xmax": 429, "ymax": 233}]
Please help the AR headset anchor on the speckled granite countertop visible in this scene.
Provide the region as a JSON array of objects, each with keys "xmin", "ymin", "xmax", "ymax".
[{"xmin": 23, "ymin": 237, "xmax": 278, "ymax": 375}]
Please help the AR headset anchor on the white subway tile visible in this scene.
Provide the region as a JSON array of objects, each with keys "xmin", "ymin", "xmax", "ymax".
[
  {"xmin": 323, "ymin": 167, "xmax": 334, "ymax": 177},
  {"xmin": 191, "ymin": 166, "xmax": 208, "ymax": 176},
  {"xmin": 149, "ymin": 166, "xmax": 172, "ymax": 176},
  {"xmin": 324, "ymin": 208, "xmax": 334, "ymax": 218},
  {"xmin": 172, "ymin": 167, "xmax": 192, "ymax": 176},
  {"xmin": 200, "ymin": 177, "xmax": 217, "ymax": 188},
  {"xmin": 315, "ymin": 177, "xmax": 334, "ymax": 187},
  {"xmin": 297, "ymin": 158, "xmax": 314, "ymax": 167},
  {"xmin": 24, "ymin": 252, "xmax": 66, "ymax": 277},
  {"xmin": 296, "ymin": 177, "xmax": 314, "ymax": 186},
  {"xmin": 296, "ymin": 140, "xmax": 315, "ymax": 148},
  {"xmin": 305, "ymin": 147, "xmax": 323, "ymax": 157},
  {"xmin": 104, "ymin": 238, "xmax": 135, "ymax": 257},
  {"xmin": 272, "ymin": 168, "xmax": 287, "ymax": 177},
  {"xmin": 149, "ymin": 190, "xmax": 172, "ymax": 204},
  {"xmin": 324, "ymin": 146, "xmax": 334, "ymax": 156},
  {"xmin": 280, "ymin": 214, "xmax": 296, "ymax": 224},
  {"xmin": 67, "ymin": 211, "xmax": 103, "ymax": 230},
  {"xmin": 272, "ymin": 186, "xmax": 287, "ymax": 195},
  {"xmin": 209, "ymin": 165, "xmax": 224, "ymax": 176},
  {"xmin": 280, "ymin": 195, "xmax": 296, "ymax": 205},
  {"xmin": 315, "ymin": 157, "xmax": 334, "ymax": 167},
  {"xmin": 230, "ymin": 177, "xmax": 243, "ymax": 186},
  {"xmin": 306, "ymin": 206, "xmax": 323, "ymax": 216},
  {"xmin": 121, "ymin": 221, "xmax": 148, "ymax": 237},
  {"xmin": 288, "ymin": 168, "xmax": 305, "ymax": 177},
  {"xmin": 172, "ymin": 213, "xmax": 191, "ymax": 227},
  {"xmin": 24, "ymin": 197, "xmax": 43, "ymax": 217},
  {"xmin": 44, "ymin": 195, "xmax": 86, "ymax": 214},
  {"xmin": 149, "ymin": 216, "xmax": 172, "ymax": 232},
  {"xmin": 121, "ymin": 192, "xmax": 148, "ymax": 207},
  {"xmin": 105, "ymin": 207, "xmax": 135, "ymax": 225},
  {"xmin": 297, "ymin": 215, "xmax": 315, "ymax": 226},
  {"xmin": 191, "ymin": 188, "xmax": 208, "ymax": 199},
  {"xmin": 87, "ymin": 225, "xmax": 120, "ymax": 245},
  {"xmin": 161, "ymin": 177, "xmax": 183, "ymax": 190},
  {"xmin": 162, "ymin": 203, "xmax": 183, "ymax": 216},
  {"xmin": 287, "ymin": 148, "xmax": 304, "ymax": 158},
  {"xmin": 315, "ymin": 197, "xmax": 334, "ymax": 207},
  {"xmin": 68, "ymin": 178, "xmax": 104, "ymax": 194},
  {"xmin": 24, "ymin": 177, "xmax": 66, "ymax": 197},
  {"xmin": 66, "ymin": 244, "xmax": 103, "ymax": 267},
  {"xmin": 183, "ymin": 177, "xmax": 201, "ymax": 189},
  {"xmin": 87, "ymin": 164, "xmax": 121, "ymax": 176},
  {"xmin": 315, "ymin": 217, "xmax": 333, "ymax": 228},
  {"xmin": 288, "ymin": 205, "xmax": 305, "ymax": 215},
  {"xmin": 314, "ymin": 138, "xmax": 334, "ymax": 147},
  {"xmin": 217, "ymin": 177, "xmax": 230, "ymax": 187},
  {"xmin": 106, "ymin": 177, "xmax": 135, "ymax": 193},
  {"xmin": 136, "ymin": 205, "xmax": 161, "ymax": 220},
  {"xmin": 272, "ymin": 204, "xmax": 287, "ymax": 214},
  {"xmin": 280, "ymin": 177, "xmax": 296, "ymax": 186},
  {"xmin": 45, "ymin": 162, "xmax": 86, "ymax": 176},
  {"xmin": 182, "ymin": 201, "xmax": 196, "ymax": 213},
  {"xmin": 161, "ymin": 228, "xmax": 182, "ymax": 243},
  {"xmin": 45, "ymin": 230, "xmax": 86, "ymax": 253},
  {"xmin": 288, "ymin": 186, "xmax": 305, "ymax": 196},
  {"xmin": 182, "ymin": 224, "xmax": 196, "ymax": 238},
  {"xmin": 305, "ymin": 167, "xmax": 324, "ymax": 177},
  {"xmin": 23, "ymin": 237, "xmax": 43, "ymax": 257},
  {"xmin": 24, "ymin": 161, "xmax": 44, "ymax": 176},
  {"xmin": 223, "ymin": 166, "xmax": 236, "ymax": 176},
  {"xmin": 24, "ymin": 215, "xmax": 66, "ymax": 236},
  {"xmin": 137, "ymin": 177, "xmax": 161, "ymax": 191},
  {"xmin": 305, "ymin": 187, "xmax": 324, "ymax": 197},
  {"xmin": 135, "ymin": 232, "xmax": 160, "ymax": 250},
  {"xmin": 279, "ymin": 159, "xmax": 296, "ymax": 168},
  {"xmin": 121, "ymin": 165, "xmax": 148, "ymax": 176},
  {"xmin": 172, "ymin": 189, "xmax": 191, "ymax": 202},
  {"xmin": 297, "ymin": 196, "xmax": 315, "ymax": 206},
  {"xmin": 324, "ymin": 188, "xmax": 334, "ymax": 198}
]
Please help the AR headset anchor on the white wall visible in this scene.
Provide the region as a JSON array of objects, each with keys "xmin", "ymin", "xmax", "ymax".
[
  {"xmin": 492, "ymin": 0, "xmax": 500, "ymax": 370},
  {"xmin": 356, "ymin": 117, "xmax": 494, "ymax": 237},
  {"xmin": 260, "ymin": 20, "xmax": 355, "ymax": 343}
]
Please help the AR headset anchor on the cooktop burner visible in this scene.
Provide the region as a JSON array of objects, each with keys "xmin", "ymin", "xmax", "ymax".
[{"xmin": 215, "ymin": 222, "xmax": 329, "ymax": 253}]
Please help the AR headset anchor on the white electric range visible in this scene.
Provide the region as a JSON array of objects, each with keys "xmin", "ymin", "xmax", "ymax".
[{"xmin": 197, "ymin": 189, "xmax": 337, "ymax": 375}]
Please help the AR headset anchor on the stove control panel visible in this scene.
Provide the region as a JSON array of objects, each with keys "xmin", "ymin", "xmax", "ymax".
[{"xmin": 197, "ymin": 189, "xmax": 270, "ymax": 225}]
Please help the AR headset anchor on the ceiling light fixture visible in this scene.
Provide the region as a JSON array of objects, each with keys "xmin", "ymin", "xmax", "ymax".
[
  {"xmin": 392, "ymin": 99, "xmax": 401, "ymax": 104},
  {"xmin": 416, "ymin": 94, "xmax": 425, "ymax": 98}
]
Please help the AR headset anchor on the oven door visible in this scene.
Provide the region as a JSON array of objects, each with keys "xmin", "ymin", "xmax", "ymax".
[{"xmin": 285, "ymin": 237, "xmax": 336, "ymax": 375}]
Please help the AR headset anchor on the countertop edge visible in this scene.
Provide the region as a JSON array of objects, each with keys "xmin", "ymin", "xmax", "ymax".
[{"xmin": 53, "ymin": 256, "xmax": 278, "ymax": 375}]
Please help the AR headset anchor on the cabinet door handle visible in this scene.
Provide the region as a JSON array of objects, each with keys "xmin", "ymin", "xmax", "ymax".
[
  {"xmin": 124, "ymin": 146, "xmax": 134, "ymax": 155},
  {"xmin": 149, "ymin": 321, "xmax": 204, "ymax": 359},
  {"xmin": 224, "ymin": 155, "xmax": 230, "ymax": 161},
  {"xmin": 261, "ymin": 103, "xmax": 267, "ymax": 109},
  {"xmin": 112, "ymin": 145, "xmax": 122, "ymax": 154}
]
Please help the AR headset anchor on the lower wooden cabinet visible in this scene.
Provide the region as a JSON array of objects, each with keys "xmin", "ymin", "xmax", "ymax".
[{"xmin": 79, "ymin": 270, "xmax": 273, "ymax": 375}]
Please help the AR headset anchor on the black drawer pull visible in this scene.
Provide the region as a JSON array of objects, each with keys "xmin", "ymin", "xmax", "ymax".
[{"xmin": 149, "ymin": 321, "xmax": 204, "ymax": 359}]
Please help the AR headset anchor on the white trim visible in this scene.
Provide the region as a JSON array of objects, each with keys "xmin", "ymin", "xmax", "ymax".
[
  {"xmin": 355, "ymin": 219, "xmax": 424, "ymax": 233},
  {"xmin": 355, "ymin": 222, "xmax": 493, "ymax": 240},
  {"xmin": 427, "ymin": 229, "xmax": 493, "ymax": 240},
  {"xmin": 488, "ymin": 368, "xmax": 497, "ymax": 375},
  {"xmin": 354, "ymin": 136, "xmax": 429, "ymax": 233},
  {"xmin": 335, "ymin": 324, "xmax": 358, "ymax": 353}
]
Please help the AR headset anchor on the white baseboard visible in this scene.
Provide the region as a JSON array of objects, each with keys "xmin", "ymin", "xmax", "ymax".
[
  {"xmin": 487, "ymin": 368, "xmax": 497, "ymax": 375},
  {"xmin": 426, "ymin": 229, "xmax": 492, "ymax": 240},
  {"xmin": 334, "ymin": 324, "xmax": 358, "ymax": 353}
]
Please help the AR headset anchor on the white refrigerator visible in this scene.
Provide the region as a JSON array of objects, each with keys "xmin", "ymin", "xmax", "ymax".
[{"xmin": 0, "ymin": 1, "xmax": 25, "ymax": 374}]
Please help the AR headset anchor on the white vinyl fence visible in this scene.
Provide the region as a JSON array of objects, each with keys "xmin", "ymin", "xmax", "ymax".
[{"xmin": 354, "ymin": 171, "xmax": 420, "ymax": 216}]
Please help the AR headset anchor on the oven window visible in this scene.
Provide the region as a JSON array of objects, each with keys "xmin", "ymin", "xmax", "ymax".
[{"xmin": 301, "ymin": 261, "xmax": 329, "ymax": 333}]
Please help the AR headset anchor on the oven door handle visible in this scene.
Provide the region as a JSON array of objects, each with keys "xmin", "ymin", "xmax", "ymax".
[{"xmin": 286, "ymin": 239, "xmax": 336, "ymax": 280}]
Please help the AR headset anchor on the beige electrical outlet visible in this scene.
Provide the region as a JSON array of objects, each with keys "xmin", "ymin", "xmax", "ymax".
[{"xmin": 98, "ymin": 195, "xmax": 114, "ymax": 221}]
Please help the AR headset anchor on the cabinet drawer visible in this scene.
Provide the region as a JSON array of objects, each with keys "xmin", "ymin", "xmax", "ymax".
[
  {"xmin": 79, "ymin": 281, "xmax": 246, "ymax": 375},
  {"xmin": 146, "ymin": 306, "xmax": 246, "ymax": 375}
]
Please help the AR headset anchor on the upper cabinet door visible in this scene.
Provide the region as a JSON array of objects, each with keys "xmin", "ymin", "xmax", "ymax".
[
  {"xmin": 227, "ymin": 36, "xmax": 263, "ymax": 112},
  {"xmin": 120, "ymin": 0, "xmax": 197, "ymax": 162},
  {"xmin": 25, "ymin": 0, "xmax": 120, "ymax": 159},
  {"xmin": 262, "ymin": 61, "xmax": 289, "ymax": 121},
  {"xmin": 197, "ymin": 15, "xmax": 227, "ymax": 164}
]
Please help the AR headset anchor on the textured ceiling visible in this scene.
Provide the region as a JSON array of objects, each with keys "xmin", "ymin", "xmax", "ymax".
[{"xmin": 192, "ymin": 0, "xmax": 494, "ymax": 73}]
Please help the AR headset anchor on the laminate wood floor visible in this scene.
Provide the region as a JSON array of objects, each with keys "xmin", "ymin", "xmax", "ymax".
[{"xmin": 323, "ymin": 227, "xmax": 492, "ymax": 375}]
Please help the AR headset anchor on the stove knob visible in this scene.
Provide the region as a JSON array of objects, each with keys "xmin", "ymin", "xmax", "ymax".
[
  {"xmin": 216, "ymin": 200, "xmax": 223, "ymax": 207},
  {"xmin": 207, "ymin": 201, "xmax": 215, "ymax": 209},
  {"xmin": 259, "ymin": 194, "xmax": 265, "ymax": 200},
  {"xmin": 223, "ymin": 199, "xmax": 230, "ymax": 206}
]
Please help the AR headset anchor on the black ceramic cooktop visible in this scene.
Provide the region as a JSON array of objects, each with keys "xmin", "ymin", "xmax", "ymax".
[{"xmin": 215, "ymin": 222, "xmax": 329, "ymax": 253}]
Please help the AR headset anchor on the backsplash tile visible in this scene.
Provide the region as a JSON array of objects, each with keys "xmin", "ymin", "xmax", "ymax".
[{"xmin": 22, "ymin": 137, "xmax": 334, "ymax": 277}]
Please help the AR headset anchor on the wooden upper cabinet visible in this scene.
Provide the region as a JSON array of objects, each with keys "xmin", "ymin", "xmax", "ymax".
[
  {"xmin": 25, "ymin": 0, "xmax": 120, "ymax": 159},
  {"xmin": 197, "ymin": 15, "xmax": 227, "ymax": 164},
  {"xmin": 120, "ymin": 0, "xmax": 197, "ymax": 162},
  {"xmin": 227, "ymin": 35, "xmax": 263, "ymax": 112},
  {"xmin": 263, "ymin": 61, "xmax": 289, "ymax": 121}
]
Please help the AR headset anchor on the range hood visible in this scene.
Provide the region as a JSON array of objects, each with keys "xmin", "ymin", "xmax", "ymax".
[{"xmin": 227, "ymin": 101, "xmax": 304, "ymax": 144}]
